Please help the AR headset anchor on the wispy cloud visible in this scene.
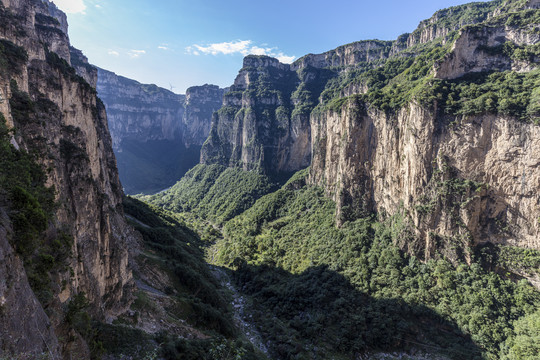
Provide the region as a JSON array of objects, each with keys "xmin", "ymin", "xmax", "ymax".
[
  {"xmin": 108, "ymin": 50, "xmax": 119, "ymax": 57},
  {"xmin": 128, "ymin": 50, "xmax": 146, "ymax": 59},
  {"xmin": 158, "ymin": 45, "xmax": 170, "ymax": 51},
  {"xmin": 186, "ymin": 40, "xmax": 295, "ymax": 64},
  {"xmin": 52, "ymin": 0, "xmax": 87, "ymax": 14}
]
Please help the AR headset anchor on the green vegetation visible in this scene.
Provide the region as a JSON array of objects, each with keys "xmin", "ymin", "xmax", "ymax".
[
  {"xmin": 93, "ymin": 323, "xmax": 155, "ymax": 359},
  {"xmin": 200, "ymin": 169, "xmax": 540, "ymax": 359},
  {"xmin": 412, "ymin": 0, "xmax": 502, "ymax": 37},
  {"xmin": 124, "ymin": 196, "xmax": 235, "ymax": 335},
  {"xmin": 417, "ymin": 69, "xmax": 540, "ymax": 123},
  {"xmin": 478, "ymin": 244, "xmax": 540, "ymax": 279},
  {"xmin": 144, "ymin": 164, "xmax": 276, "ymax": 225},
  {"xmin": 310, "ymin": 4, "xmax": 539, "ymax": 123},
  {"xmin": 34, "ymin": 13, "xmax": 60, "ymax": 26},
  {"xmin": 500, "ymin": 309, "xmax": 540, "ymax": 359},
  {"xmin": 0, "ymin": 115, "xmax": 73, "ymax": 306},
  {"xmin": 315, "ymin": 38, "xmax": 457, "ymax": 114},
  {"xmin": 0, "ymin": 39, "xmax": 27, "ymax": 75},
  {"xmin": 122, "ymin": 197, "xmax": 264, "ymax": 359}
]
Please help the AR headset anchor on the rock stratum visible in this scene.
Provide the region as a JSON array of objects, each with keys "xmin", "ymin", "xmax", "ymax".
[
  {"xmin": 0, "ymin": 0, "xmax": 136, "ymax": 357},
  {"xmin": 97, "ymin": 69, "xmax": 225, "ymax": 194},
  {"xmin": 201, "ymin": 0, "xmax": 540, "ymax": 258}
]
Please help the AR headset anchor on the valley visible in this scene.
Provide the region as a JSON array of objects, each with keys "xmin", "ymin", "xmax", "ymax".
[{"xmin": 0, "ymin": 0, "xmax": 539, "ymax": 359}]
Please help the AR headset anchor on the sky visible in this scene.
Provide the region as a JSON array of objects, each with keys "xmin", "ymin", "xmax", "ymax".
[{"xmin": 52, "ymin": 0, "xmax": 484, "ymax": 94}]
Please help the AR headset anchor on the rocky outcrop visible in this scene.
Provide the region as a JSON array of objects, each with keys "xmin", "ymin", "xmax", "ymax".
[
  {"xmin": 201, "ymin": 55, "xmax": 317, "ymax": 173},
  {"xmin": 291, "ymin": 40, "xmax": 393, "ymax": 70},
  {"xmin": 0, "ymin": 0, "xmax": 136, "ymax": 356},
  {"xmin": 69, "ymin": 46, "xmax": 97, "ymax": 88},
  {"xmin": 97, "ymin": 70, "xmax": 224, "ymax": 194},
  {"xmin": 0, "ymin": 210, "xmax": 60, "ymax": 358},
  {"xmin": 202, "ymin": 0, "xmax": 539, "ymax": 258},
  {"xmin": 183, "ymin": 84, "xmax": 226, "ymax": 146},
  {"xmin": 435, "ymin": 21, "xmax": 540, "ymax": 79},
  {"xmin": 310, "ymin": 100, "xmax": 540, "ymax": 258}
]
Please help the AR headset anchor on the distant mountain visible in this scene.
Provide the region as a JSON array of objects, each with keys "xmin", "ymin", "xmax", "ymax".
[{"xmin": 96, "ymin": 69, "xmax": 225, "ymax": 194}]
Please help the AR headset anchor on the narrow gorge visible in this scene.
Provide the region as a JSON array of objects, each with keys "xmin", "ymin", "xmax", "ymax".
[
  {"xmin": 1, "ymin": 0, "xmax": 540, "ymax": 359},
  {"xmin": 97, "ymin": 70, "xmax": 225, "ymax": 194}
]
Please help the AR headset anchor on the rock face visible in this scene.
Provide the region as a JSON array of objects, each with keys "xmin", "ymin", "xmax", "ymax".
[
  {"xmin": 202, "ymin": 0, "xmax": 540, "ymax": 257},
  {"xmin": 0, "ymin": 0, "xmax": 135, "ymax": 356},
  {"xmin": 183, "ymin": 84, "xmax": 225, "ymax": 146},
  {"xmin": 0, "ymin": 210, "xmax": 60, "ymax": 358},
  {"xmin": 311, "ymin": 102, "xmax": 540, "ymax": 259},
  {"xmin": 96, "ymin": 70, "xmax": 225, "ymax": 194},
  {"xmin": 201, "ymin": 55, "xmax": 314, "ymax": 173}
]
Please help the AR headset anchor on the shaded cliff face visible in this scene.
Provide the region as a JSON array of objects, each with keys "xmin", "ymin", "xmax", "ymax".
[
  {"xmin": 97, "ymin": 68, "xmax": 186, "ymax": 150},
  {"xmin": 183, "ymin": 84, "xmax": 225, "ymax": 146},
  {"xmin": 0, "ymin": 210, "xmax": 60, "ymax": 357},
  {"xmin": 0, "ymin": 0, "xmax": 135, "ymax": 356},
  {"xmin": 202, "ymin": 0, "xmax": 539, "ymax": 257},
  {"xmin": 97, "ymin": 70, "xmax": 224, "ymax": 194},
  {"xmin": 201, "ymin": 56, "xmax": 323, "ymax": 174}
]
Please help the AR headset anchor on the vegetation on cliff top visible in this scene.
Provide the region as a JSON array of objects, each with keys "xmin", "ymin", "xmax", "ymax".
[{"xmin": 313, "ymin": 3, "xmax": 539, "ymax": 123}]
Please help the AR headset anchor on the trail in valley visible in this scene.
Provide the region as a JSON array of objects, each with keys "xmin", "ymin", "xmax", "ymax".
[{"xmin": 211, "ymin": 266, "xmax": 270, "ymax": 357}]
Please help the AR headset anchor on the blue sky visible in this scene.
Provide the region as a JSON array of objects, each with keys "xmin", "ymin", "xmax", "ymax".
[{"xmin": 53, "ymin": 0, "xmax": 485, "ymax": 94}]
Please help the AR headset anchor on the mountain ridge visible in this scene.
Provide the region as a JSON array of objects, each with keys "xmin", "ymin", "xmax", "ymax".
[{"xmin": 196, "ymin": 0, "xmax": 540, "ymax": 261}]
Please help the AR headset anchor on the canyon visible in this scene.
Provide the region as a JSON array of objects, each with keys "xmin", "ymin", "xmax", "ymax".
[{"xmin": 97, "ymin": 70, "xmax": 225, "ymax": 194}]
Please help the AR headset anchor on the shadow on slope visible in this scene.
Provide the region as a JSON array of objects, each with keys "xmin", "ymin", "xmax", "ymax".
[
  {"xmin": 95, "ymin": 197, "xmax": 266, "ymax": 360},
  {"xmin": 230, "ymin": 261, "xmax": 483, "ymax": 360},
  {"xmin": 117, "ymin": 139, "xmax": 201, "ymax": 195}
]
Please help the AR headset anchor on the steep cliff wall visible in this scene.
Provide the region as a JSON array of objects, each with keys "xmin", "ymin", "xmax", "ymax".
[
  {"xmin": 97, "ymin": 68, "xmax": 186, "ymax": 151},
  {"xmin": 0, "ymin": 0, "xmax": 135, "ymax": 356},
  {"xmin": 202, "ymin": 0, "xmax": 539, "ymax": 257},
  {"xmin": 308, "ymin": 0, "xmax": 540, "ymax": 257},
  {"xmin": 311, "ymin": 100, "xmax": 540, "ymax": 259},
  {"xmin": 97, "ymin": 70, "xmax": 224, "ymax": 194},
  {"xmin": 201, "ymin": 56, "xmax": 319, "ymax": 173},
  {"xmin": 183, "ymin": 84, "xmax": 225, "ymax": 146}
]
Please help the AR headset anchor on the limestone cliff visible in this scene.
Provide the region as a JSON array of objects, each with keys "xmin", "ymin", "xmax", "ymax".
[
  {"xmin": 308, "ymin": 0, "xmax": 540, "ymax": 259},
  {"xmin": 202, "ymin": 0, "xmax": 539, "ymax": 258},
  {"xmin": 0, "ymin": 0, "xmax": 135, "ymax": 357},
  {"xmin": 201, "ymin": 55, "xmax": 314, "ymax": 173},
  {"xmin": 97, "ymin": 70, "xmax": 224, "ymax": 194}
]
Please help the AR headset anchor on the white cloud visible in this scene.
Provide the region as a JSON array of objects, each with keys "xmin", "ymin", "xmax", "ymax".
[
  {"xmin": 52, "ymin": 0, "xmax": 86, "ymax": 14},
  {"xmin": 108, "ymin": 50, "xmax": 119, "ymax": 57},
  {"xmin": 158, "ymin": 46, "xmax": 169, "ymax": 51},
  {"xmin": 128, "ymin": 50, "xmax": 146, "ymax": 59},
  {"xmin": 186, "ymin": 40, "xmax": 295, "ymax": 63},
  {"xmin": 276, "ymin": 54, "xmax": 296, "ymax": 64}
]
